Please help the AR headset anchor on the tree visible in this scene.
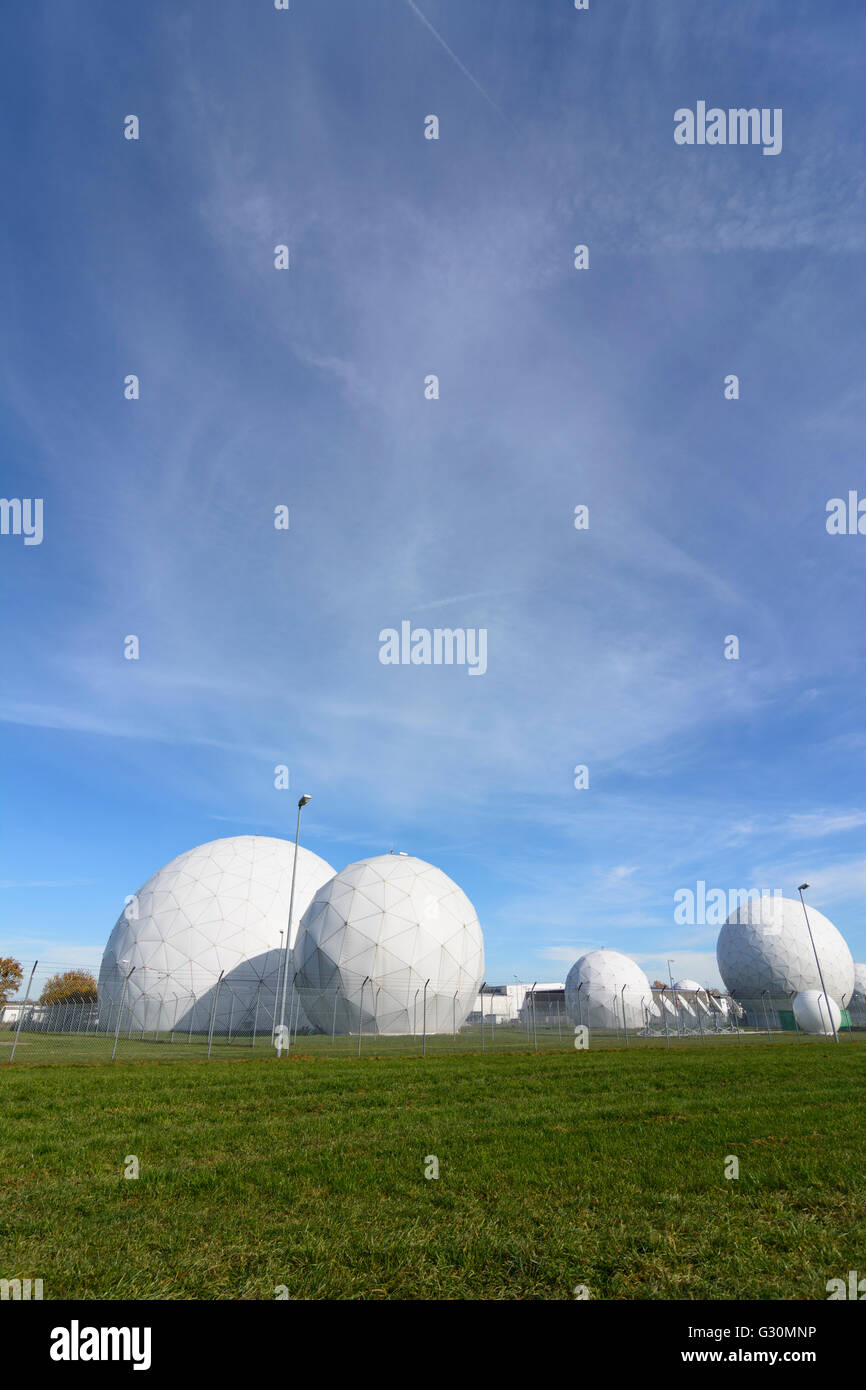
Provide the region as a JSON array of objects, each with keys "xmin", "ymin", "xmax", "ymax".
[
  {"xmin": 0, "ymin": 957, "xmax": 23, "ymax": 1006},
  {"xmin": 651, "ymin": 980, "xmax": 668, "ymax": 990},
  {"xmin": 39, "ymin": 970, "xmax": 98, "ymax": 1005}
]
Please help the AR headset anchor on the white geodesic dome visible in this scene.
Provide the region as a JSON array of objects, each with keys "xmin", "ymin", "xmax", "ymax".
[
  {"xmin": 293, "ymin": 854, "xmax": 484, "ymax": 1035},
  {"xmin": 716, "ymin": 896, "xmax": 854, "ymax": 1006},
  {"xmin": 793, "ymin": 990, "xmax": 842, "ymax": 1036},
  {"xmin": 564, "ymin": 950, "xmax": 652, "ymax": 1031},
  {"xmin": 674, "ymin": 978, "xmax": 703, "ymax": 992},
  {"xmin": 98, "ymin": 836, "xmax": 335, "ymax": 1034}
]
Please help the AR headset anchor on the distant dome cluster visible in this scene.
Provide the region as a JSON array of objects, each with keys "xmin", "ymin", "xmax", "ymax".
[
  {"xmin": 98, "ymin": 836, "xmax": 484, "ymax": 1037},
  {"xmin": 561, "ymin": 896, "xmax": 860, "ymax": 1037}
]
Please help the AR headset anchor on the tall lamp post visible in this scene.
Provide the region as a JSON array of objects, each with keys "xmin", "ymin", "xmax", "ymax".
[
  {"xmin": 797, "ymin": 883, "xmax": 839, "ymax": 1044},
  {"xmin": 278, "ymin": 793, "xmax": 311, "ymax": 1049}
]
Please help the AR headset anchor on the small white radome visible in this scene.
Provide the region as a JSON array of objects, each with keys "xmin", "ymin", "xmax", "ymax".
[{"xmin": 792, "ymin": 990, "xmax": 842, "ymax": 1036}]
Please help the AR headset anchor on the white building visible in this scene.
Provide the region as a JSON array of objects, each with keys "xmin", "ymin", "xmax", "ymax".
[{"xmin": 470, "ymin": 982, "xmax": 565, "ymax": 1024}]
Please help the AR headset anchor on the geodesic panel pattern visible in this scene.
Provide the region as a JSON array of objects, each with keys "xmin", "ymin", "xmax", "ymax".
[
  {"xmin": 564, "ymin": 949, "xmax": 653, "ymax": 1030},
  {"xmin": 716, "ymin": 896, "xmax": 854, "ymax": 1004},
  {"xmin": 98, "ymin": 835, "xmax": 335, "ymax": 1033},
  {"xmin": 293, "ymin": 854, "xmax": 484, "ymax": 1034}
]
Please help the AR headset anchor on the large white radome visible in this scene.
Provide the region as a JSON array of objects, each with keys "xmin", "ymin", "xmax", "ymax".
[
  {"xmin": 98, "ymin": 835, "xmax": 335, "ymax": 1033},
  {"xmin": 564, "ymin": 950, "xmax": 653, "ymax": 1031},
  {"xmin": 294, "ymin": 854, "xmax": 484, "ymax": 1034},
  {"xmin": 716, "ymin": 896, "xmax": 854, "ymax": 1005}
]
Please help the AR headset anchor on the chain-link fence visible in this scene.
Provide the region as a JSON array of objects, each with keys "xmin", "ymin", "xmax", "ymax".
[{"xmin": 2, "ymin": 964, "xmax": 864, "ymax": 1065}]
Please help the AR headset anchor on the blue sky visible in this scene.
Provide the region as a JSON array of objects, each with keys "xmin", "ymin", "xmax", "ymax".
[{"xmin": 2, "ymin": 0, "xmax": 866, "ymax": 990}]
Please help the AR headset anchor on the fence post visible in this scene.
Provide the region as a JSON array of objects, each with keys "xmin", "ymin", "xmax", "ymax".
[
  {"xmin": 358, "ymin": 977, "xmax": 369, "ymax": 1058},
  {"xmin": 422, "ymin": 979, "xmax": 429, "ymax": 1057},
  {"xmin": 761, "ymin": 990, "xmax": 772, "ymax": 1038},
  {"xmin": 111, "ymin": 968, "xmax": 135, "ymax": 1062},
  {"xmin": 331, "ymin": 989, "xmax": 339, "ymax": 1044},
  {"xmin": 790, "ymin": 990, "xmax": 801, "ymax": 1041},
  {"xmin": 292, "ymin": 978, "xmax": 303, "ymax": 1045},
  {"xmin": 188, "ymin": 992, "xmax": 195, "ymax": 1045},
  {"xmin": 285, "ymin": 973, "xmax": 297, "ymax": 1054},
  {"xmin": 621, "ymin": 984, "xmax": 629, "ymax": 1048},
  {"xmin": 10, "ymin": 962, "xmax": 38, "ymax": 1063},
  {"xmin": 480, "ymin": 982, "xmax": 485, "ymax": 1053},
  {"xmin": 207, "ymin": 972, "xmax": 224, "ymax": 1060},
  {"xmin": 531, "ymin": 982, "xmax": 538, "ymax": 1052},
  {"xmin": 252, "ymin": 982, "xmax": 262, "ymax": 1048}
]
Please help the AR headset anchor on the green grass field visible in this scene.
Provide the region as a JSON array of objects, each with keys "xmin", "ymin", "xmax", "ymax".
[{"xmin": 2, "ymin": 1040, "xmax": 864, "ymax": 1299}]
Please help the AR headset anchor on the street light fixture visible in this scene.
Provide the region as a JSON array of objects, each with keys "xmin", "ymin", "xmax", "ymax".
[
  {"xmin": 797, "ymin": 883, "xmax": 839, "ymax": 1044},
  {"xmin": 278, "ymin": 794, "xmax": 312, "ymax": 1050}
]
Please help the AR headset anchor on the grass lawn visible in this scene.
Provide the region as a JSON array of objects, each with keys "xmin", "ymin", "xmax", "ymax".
[{"xmin": 1, "ymin": 1041, "xmax": 864, "ymax": 1300}]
